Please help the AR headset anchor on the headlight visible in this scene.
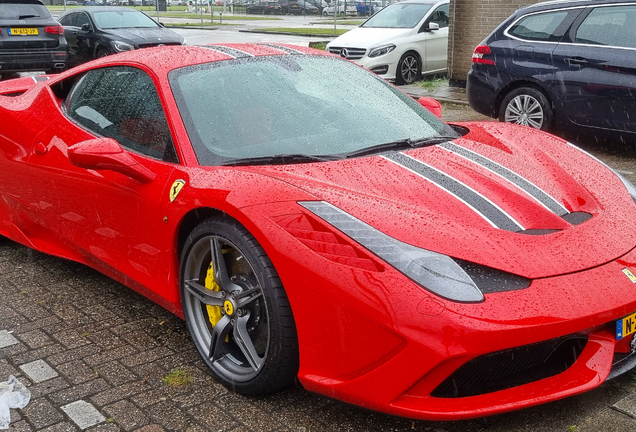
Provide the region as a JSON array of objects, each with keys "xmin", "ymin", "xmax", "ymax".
[
  {"xmin": 110, "ymin": 40, "xmax": 134, "ymax": 52},
  {"xmin": 567, "ymin": 142, "xmax": 636, "ymax": 204},
  {"xmin": 299, "ymin": 201, "xmax": 531, "ymax": 303},
  {"xmin": 368, "ymin": 44, "xmax": 396, "ymax": 58}
]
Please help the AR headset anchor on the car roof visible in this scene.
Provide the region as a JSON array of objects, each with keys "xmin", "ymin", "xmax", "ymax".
[
  {"xmin": 522, "ymin": 0, "xmax": 636, "ymax": 13},
  {"xmin": 63, "ymin": 6, "xmax": 144, "ymax": 13}
]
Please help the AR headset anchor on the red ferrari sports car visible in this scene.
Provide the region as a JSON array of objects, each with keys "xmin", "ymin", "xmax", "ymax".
[{"xmin": 1, "ymin": 44, "xmax": 636, "ymax": 421}]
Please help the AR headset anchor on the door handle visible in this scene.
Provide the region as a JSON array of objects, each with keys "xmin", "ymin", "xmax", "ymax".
[
  {"xmin": 566, "ymin": 57, "xmax": 589, "ymax": 66},
  {"xmin": 35, "ymin": 142, "xmax": 48, "ymax": 155}
]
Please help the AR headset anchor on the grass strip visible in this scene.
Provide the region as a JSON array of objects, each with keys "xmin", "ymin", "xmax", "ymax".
[{"xmin": 257, "ymin": 27, "xmax": 349, "ymax": 35}]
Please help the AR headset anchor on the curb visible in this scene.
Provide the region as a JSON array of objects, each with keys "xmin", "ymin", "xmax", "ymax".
[{"xmin": 238, "ymin": 29, "xmax": 340, "ymax": 37}]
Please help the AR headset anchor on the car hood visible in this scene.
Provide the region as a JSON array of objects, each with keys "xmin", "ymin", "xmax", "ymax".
[
  {"xmin": 242, "ymin": 122, "xmax": 636, "ymax": 279},
  {"xmin": 328, "ymin": 26, "xmax": 413, "ymax": 48},
  {"xmin": 101, "ymin": 27, "xmax": 183, "ymax": 46}
]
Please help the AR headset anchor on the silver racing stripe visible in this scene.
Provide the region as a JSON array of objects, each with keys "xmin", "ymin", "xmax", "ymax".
[
  {"xmin": 196, "ymin": 45, "xmax": 254, "ymax": 58},
  {"xmin": 439, "ymin": 142, "xmax": 569, "ymax": 216},
  {"xmin": 383, "ymin": 152, "xmax": 525, "ymax": 232},
  {"xmin": 257, "ymin": 43, "xmax": 306, "ymax": 55}
]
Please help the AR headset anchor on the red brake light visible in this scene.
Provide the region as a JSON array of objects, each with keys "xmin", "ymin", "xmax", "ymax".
[
  {"xmin": 472, "ymin": 45, "xmax": 495, "ymax": 65},
  {"xmin": 45, "ymin": 26, "xmax": 64, "ymax": 35}
]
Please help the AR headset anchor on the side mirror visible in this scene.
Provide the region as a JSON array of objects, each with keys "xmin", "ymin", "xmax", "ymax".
[
  {"xmin": 68, "ymin": 138, "xmax": 156, "ymax": 184},
  {"xmin": 418, "ymin": 97, "xmax": 443, "ymax": 119},
  {"xmin": 428, "ymin": 22, "xmax": 440, "ymax": 31},
  {"xmin": 81, "ymin": 23, "xmax": 92, "ymax": 31}
]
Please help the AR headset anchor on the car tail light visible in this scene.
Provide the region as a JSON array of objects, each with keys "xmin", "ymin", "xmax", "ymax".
[
  {"xmin": 472, "ymin": 45, "xmax": 495, "ymax": 65},
  {"xmin": 45, "ymin": 26, "xmax": 64, "ymax": 35}
]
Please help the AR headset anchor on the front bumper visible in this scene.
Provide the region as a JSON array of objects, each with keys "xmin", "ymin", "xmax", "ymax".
[{"xmin": 0, "ymin": 49, "xmax": 67, "ymax": 73}]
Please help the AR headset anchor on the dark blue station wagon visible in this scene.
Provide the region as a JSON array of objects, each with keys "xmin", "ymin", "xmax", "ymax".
[{"xmin": 467, "ymin": 0, "xmax": 636, "ymax": 141}]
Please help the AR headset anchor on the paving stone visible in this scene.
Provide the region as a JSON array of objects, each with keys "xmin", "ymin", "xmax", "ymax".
[
  {"xmin": 18, "ymin": 329, "xmax": 53, "ymax": 349},
  {"xmin": 95, "ymin": 361, "xmax": 138, "ymax": 387},
  {"xmin": 83, "ymin": 345, "xmax": 139, "ymax": 367},
  {"xmin": 19, "ymin": 359, "xmax": 59, "ymax": 383},
  {"xmin": 129, "ymin": 388, "xmax": 172, "ymax": 409},
  {"xmin": 578, "ymin": 407, "xmax": 636, "ymax": 432},
  {"xmin": 5, "ymin": 420, "xmax": 33, "ymax": 432},
  {"xmin": 132, "ymin": 425, "xmax": 165, "ymax": 432},
  {"xmin": 46, "ymin": 344, "xmax": 103, "ymax": 367},
  {"xmin": 215, "ymin": 394, "xmax": 283, "ymax": 432},
  {"xmin": 187, "ymin": 402, "xmax": 238, "ymax": 432},
  {"xmin": 21, "ymin": 398, "xmax": 64, "ymax": 429},
  {"xmin": 120, "ymin": 347, "xmax": 174, "ymax": 368},
  {"xmin": 103, "ymin": 400, "xmax": 150, "ymax": 431},
  {"xmin": 613, "ymin": 393, "xmax": 636, "ymax": 418},
  {"xmin": 120, "ymin": 331, "xmax": 160, "ymax": 351},
  {"xmin": 146, "ymin": 400, "xmax": 192, "ymax": 431},
  {"xmin": 0, "ymin": 358, "xmax": 19, "ymax": 377},
  {"xmin": 9, "ymin": 315, "xmax": 60, "ymax": 334},
  {"xmin": 39, "ymin": 422, "xmax": 79, "ymax": 432},
  {"xmin": 90, "ymin": 381, "xmax": 149, "ymax": 407},
  {"xmin": 51, "ymin": 329, "xmax": 93, "ymax": 349},
  {"xmin": 61, "ymin": 400, "xmax": 106, "ymax": 430},
  {"xmin": 56, "ymin": 360, "xmax": 100, "ymax": 385},
  {"xmin": 85, "ymin": 330, "xmax": 124, "ymax": 350},
  {"xmin": 0, "ymin": 329, "xmax": 19, "ymax": 348},
  {"xmin": 10, "ymin": 344, "xmax": 67, "ymax": 365},
  {"xmin": 29, "ymin": 376, "xmax": 71, "ymax": 399},
  {"xmin": 49, "ymin": 378, "xmax": 111, "ymax": 405},
  {"xmin": 87, "ymin": 423, "xmax": 121, "ymax": 432}
]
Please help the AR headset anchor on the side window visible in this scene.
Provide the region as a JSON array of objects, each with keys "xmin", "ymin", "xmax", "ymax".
[
  {"xmin": 75, "ymin": 12, "xmax": 91, "ymax": 29},
  {"xmin": 58, "ymin": 13, "xmax": 76, "ymax": 26},
  {"xmin": 65, "ymin": 67, "xmax": 179, "ymax": 163},
  {"xmin": 427, "ymin": 4, "xmax": 449, "ymax": 29},
  {"xmin": 575, "ymin": 6, "xmax": 636, "ymax": 49},
  {"xmin": 508, "ymin": 10, "xmax": 570, "ymax": 41}
]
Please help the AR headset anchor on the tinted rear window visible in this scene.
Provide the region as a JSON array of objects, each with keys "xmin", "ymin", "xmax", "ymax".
[
  {"xmin": 509, "ymin": 10, "xmax": 569, "ymax": 41},
  {"xmin": 0, "ymin": 2, "xmax": 51, "ymax": 19}
]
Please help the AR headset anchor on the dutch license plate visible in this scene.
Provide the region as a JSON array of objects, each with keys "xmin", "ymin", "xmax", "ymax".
[
  {"xmin": 9, "ymin": 28, "xmax": 38, "ymax": 36},
  {"xmin": 617, "ymin": 311, "xmax": 636, "ymax": 340}
]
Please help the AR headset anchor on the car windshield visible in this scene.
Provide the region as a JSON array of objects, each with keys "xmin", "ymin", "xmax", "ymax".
[
  {"xmin": 0, "ymin": 3, "xmax": 51, "ymax": 19},
  {"xmin": 362, "ymin": 2, "xmax": 431, "ymax": 28},
  {"xmin": 92, "ymin": 10, "xmax": 159, "ymax": 29},
  {"xmin": 169, "ymin": 55, "xmax": 456, "ymax": 166}
]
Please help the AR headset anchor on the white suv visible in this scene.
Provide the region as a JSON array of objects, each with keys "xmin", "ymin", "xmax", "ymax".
[{"xmin": 326, "ymin": 0, "xmax": 449, "ymax": 84}]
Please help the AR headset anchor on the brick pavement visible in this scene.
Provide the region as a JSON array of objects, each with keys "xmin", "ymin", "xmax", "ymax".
[{"xmin": 3, "ymin": 102, "xmax": 636, "ymax": 431}]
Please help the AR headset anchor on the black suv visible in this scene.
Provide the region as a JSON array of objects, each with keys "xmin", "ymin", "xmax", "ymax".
[
  {"xmin": 0, "ymin": 0, "xmax": 67, "ymax": 76},
  {"xmin": 466, "ymin": 0, "xmax": 636, "ymax": 141}
]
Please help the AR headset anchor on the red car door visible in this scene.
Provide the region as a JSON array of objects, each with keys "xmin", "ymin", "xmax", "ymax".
[{"xmin": 28, "ymin": 65, "xmax": 180, "ymax": 298}]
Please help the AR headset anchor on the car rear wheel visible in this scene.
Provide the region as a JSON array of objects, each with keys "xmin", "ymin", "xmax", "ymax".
[
  {"xmin": 396, "ymin": 52, "xmax": 421, "ymax": 85},
  {"xmin": 499, "ymin": 87, "xmax": 552, "ymax": 131},
  {"xmin": 180, "ymin": 216, "xmax": 299, "ymax": 395}
]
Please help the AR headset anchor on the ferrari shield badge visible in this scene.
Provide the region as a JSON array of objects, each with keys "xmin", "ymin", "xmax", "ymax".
[
  {"xmin": 169, "ymin": 179, "xmax": 186, "ymax": 203},
  {"xmin": 622, "ymin": 268, "xmax": 636, "ymax": 284}
]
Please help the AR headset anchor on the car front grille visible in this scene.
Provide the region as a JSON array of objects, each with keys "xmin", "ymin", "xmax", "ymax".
[
  {"xmin": 431, "ymin": 334, "xmax": 588, "ymax": 398},
  {"xmin": 328, "ymin": 46, "xmax": 366, "ymax": 60}
]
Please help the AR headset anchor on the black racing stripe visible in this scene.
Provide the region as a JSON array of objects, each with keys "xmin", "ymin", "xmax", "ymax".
[
  {"xmin": 384, "ymin": 152, "xmax": 524, "ymax": 232},
  {"xmin": 196, "ymin": 44, "xmax": 252, "ymax": 58},
  {"xmin": 257, "ymin": 43, "xmax": 305, "ymax": 55},
  {"xmin": 440, "ymin": 142, "xmax": 568, "ymax": 216}
]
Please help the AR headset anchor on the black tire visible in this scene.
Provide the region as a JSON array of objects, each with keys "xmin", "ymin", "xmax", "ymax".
[
  {"xmin": 499, "ymin": 86, "xmax": 553, "ymax": 131},
  {"xmin": 180, "ymin": 216, "xmax": 299, "ymax": 395},
  {"xmin": 395, "ymin": 51, "xmax": 421, "ymax": 85},
  {"xmin": 96, "ymin": 47, "xmax": 110, "ymax": 58}
]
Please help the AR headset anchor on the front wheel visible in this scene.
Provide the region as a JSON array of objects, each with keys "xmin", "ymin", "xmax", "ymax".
[
  {"xmin": 499, "ymin": 86, "xmax": 553, "ymax": 131},
  {"xmin": 180, "ymin": 216, "xmax": 299, "ymax": 395},
  {"xmin": 395, "ymin": 52, "xmax": 421, "ymax": 85}
]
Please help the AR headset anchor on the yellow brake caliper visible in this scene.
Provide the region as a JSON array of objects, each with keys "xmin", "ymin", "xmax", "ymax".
[{"xmin": 205, "ymin": 262, "xmax": 229, "ymax": 342}]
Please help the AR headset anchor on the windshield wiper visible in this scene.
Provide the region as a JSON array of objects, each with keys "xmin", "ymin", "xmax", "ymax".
[
  {"xmin": 340, "ymin": 136, "xmax": 457, "ymax": 159},
  {"xmin": 221, "ymin": 153, "xmax": 344, "ymax": 166},
  {"xmin": 18, "ymin": 14, "xmax": 38, "ymax": 19}
]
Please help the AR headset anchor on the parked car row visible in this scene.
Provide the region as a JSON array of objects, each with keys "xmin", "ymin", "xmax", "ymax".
[
  {"xmin": 0, "ymin": 1, "xmax": 184, "ymax": 76},
  {"xmin": 245, "ymin": 0, "xmax": 319, "ymax": 14}
]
